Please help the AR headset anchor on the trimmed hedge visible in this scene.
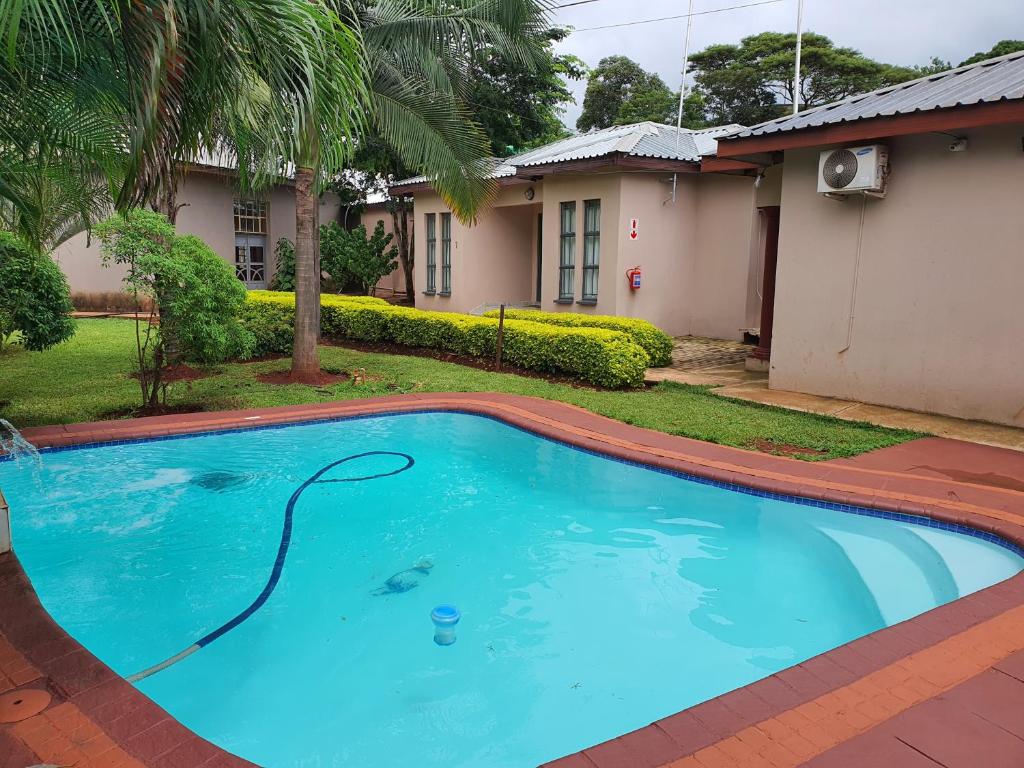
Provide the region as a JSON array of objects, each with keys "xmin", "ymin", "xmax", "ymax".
[
  {"xmin": 483, "ymin": 308, "xmax": 673, "ymax": 367},
  {"xmin": 241, "ymin": 291, "xmax": 649, "ymax": 387},
  {"xmin": 248, "ymin": 290, "xmax": 388, "ymax": 306}
]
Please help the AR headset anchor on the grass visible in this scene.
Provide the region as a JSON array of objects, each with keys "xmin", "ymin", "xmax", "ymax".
[{"xmin": 0, "ymin": 319, "xmax": 920, "ymax": 460}]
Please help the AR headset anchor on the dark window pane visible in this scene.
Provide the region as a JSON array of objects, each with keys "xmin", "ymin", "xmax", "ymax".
[{"xmin": 558, "ymin": 202, "xmax": 576, "ymax": 300}]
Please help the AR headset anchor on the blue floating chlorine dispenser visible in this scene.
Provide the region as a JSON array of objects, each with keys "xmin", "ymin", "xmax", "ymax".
[{"xmin": 431, "ymin": 604, "xmax": 461, "ymax": 646}]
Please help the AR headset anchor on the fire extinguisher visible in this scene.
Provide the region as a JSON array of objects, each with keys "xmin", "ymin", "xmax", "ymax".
[{"xmin": 625, "ymin": 266, "xmax": 641, "ymax": 290}]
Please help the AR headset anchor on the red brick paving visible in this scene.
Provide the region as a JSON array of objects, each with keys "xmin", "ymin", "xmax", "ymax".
[{"xmin": 4, "ymin": 393, "xmax": 1024, "ymax": 767}]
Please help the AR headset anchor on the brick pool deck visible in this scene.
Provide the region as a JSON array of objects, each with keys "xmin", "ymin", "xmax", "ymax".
[{"xmin": 2, "ymin": 393, "xmax": 1024, "ymax": 768}]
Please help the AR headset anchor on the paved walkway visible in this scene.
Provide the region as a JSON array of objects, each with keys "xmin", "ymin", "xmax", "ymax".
[
  {"xmin": 666, "ymin": 336, "xmax": 755, "ymax": 371},
  {"xmin": 646, "ymin": 352, "xmax": 1024, "ymax": 452},
  {"xmin": 3, "ymin": 394, "xmax": 1024, "ymax": 767}
]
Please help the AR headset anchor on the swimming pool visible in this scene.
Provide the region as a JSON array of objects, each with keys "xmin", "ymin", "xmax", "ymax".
[{"xmin": 1, "ymin": 411, "xmax": 1021, "ymax": 767}]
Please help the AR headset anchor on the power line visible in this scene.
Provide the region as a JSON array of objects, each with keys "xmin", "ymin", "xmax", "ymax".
[
  {"xmin": 570, "ymin": 0, "xmax": 786, "ymax": 33},
  {"xmin": 554, "ymin": 0, "xmax": 604, "ymax": 8}
]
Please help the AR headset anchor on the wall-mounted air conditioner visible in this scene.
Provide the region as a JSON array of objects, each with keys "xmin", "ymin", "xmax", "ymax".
[{"xmin": 817, "ymin": 145, "xmax": 888, "ymax": 195}]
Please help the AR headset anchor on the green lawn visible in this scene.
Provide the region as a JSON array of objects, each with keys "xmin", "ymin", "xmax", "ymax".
[{"xmin": 0, "ymin": 319, "xmax": 919, "ymax": 459}]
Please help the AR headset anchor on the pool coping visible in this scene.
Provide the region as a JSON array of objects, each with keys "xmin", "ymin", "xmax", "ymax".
[{"xmin": 3, "ymin": 392, "xmax": 1024, "ymax": 768}]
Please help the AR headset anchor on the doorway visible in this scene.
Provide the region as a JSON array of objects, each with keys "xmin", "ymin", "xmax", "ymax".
[
  {"xmin": 235, "ymin": 233, "xmax": 268, "ymax": 289},
  {"xmin": 750, "ymin": 205, "xmax": 780, "ymax": 367}
]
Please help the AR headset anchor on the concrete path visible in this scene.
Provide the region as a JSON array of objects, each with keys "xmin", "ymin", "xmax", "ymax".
[{"xmin": 646, "ymin": 344, "xmax": 1024, "ymax": 452}]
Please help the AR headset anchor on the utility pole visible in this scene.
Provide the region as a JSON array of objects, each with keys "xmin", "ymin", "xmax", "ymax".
[
  {"xmin": 793, "ymin": 0, "xmax": 805, "ymax": 114},
  {"xmin": 671, "ymin": 0, "xmax": 695, "ymax": 203}
]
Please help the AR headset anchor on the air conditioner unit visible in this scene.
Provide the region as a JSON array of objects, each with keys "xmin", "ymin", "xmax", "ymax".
[{"xmin": 817, "ymin": 145, "xmax": 888, "ymax": 195}]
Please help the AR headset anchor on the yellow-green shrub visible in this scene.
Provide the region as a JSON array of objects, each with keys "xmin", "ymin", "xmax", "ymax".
[
  {"xmin": 242, "ymin": 291, "xmax": 649, "ymax": 387},
  {"xmin": 247, "ymin": 290, "xmax": 388, "ymax": 306},
  {"xmin": 483, "ymin": 308, "xmax": 673, "ymax": 367}
]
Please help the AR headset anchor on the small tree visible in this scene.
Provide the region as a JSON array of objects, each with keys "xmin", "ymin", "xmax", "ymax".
[
  {"xmin": 0, "ymin": 232, "xmax": 76, "ymax": 352},
  {"xmin": 268, "ymin": 237, "xmax": 296, "ymax": 291},
  {"xmin": 320, "ymin": 221, "xmax": 398, "ymax": 295},
  {"xmin": 94, "ymin": 210, "xmax": 253, "ymax": 409}
]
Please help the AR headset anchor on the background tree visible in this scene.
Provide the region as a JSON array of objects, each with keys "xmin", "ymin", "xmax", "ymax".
[
  {"xmin": 336, "ymin": 137, "xmax": 417, "ymax": 303},
  {"xmin": 327, "ymin": 0, "xmax": 552, "ymax": 311},
  {"xmin": 908, "ymin": 56, "xmax": 954, "ymax": 76},
  {"xmin": 94, "ymin": 211, "xmax": 253, "ymax": 410},
  {"xmin": 468, "ymin": 27, "xmax": 585, "ymax": 155},
  {"xmin": 961, "ymin": 40, "xmax": 1024, "ymax": 66},
  {"xmin": 689, "ymin": 32, "xmax": 920, "ymax": 125},
  {"xmin": 0, "ymin": 233, "xmax": 75, "ymax": 352},
  {"xmin": 577, "ymin": 56, "xmax": 679, "ymax": 131}
]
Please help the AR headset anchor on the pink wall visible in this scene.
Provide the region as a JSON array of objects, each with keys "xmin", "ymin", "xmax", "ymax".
[
  {"xmin": 53, "ymin": 169, "xmax": 341, "ymax": 296},
  {"xmin": 416, "ymin": 184, "xmax": 540, "ymax": 313},
  {"xmin": 410, "ymin": 171, "xmax": 761, "ymax": 336},
  {"xmin": 361, "ymin": 205, "xmax": 410, "ymax": 297},
  {"xmin": 768, "ymin": 125, "xmax": 1024, "ymax": 426}
]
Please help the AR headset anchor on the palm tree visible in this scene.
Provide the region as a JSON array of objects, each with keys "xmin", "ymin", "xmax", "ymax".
[
  {"xmin": 1, "ymin": 0, "xmax": 551, "ymax": 384},
  {"xmin": 283, "ymin": 0, "xmax": 550, "ymax": 381},
  {"xmin": 0, "ymin": 0, "xmax": 367, "ymax": 248}
]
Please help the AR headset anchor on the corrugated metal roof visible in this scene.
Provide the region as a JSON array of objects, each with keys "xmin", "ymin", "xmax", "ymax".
[
  {"xmin": 392, "ymin": 122, "xmax": 744, "ymax": 187},
  {"xmin": 732, "ymin": 50, "xmax": 1024, "ymax": 139}
]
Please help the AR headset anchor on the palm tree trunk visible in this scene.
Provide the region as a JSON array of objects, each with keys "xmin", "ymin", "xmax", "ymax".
[{"xmin": 291, "ymin": 164, "xmax": 321, "ymax": 381}]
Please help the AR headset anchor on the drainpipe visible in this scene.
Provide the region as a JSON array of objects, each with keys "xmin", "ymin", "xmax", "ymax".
[
  {"xmin": 670, "ymin": 0, "xmax": 695, "ymax": 204},
  {"xmin": 0, "ymin": 489, "xmax": 10, "ymax": 554}
]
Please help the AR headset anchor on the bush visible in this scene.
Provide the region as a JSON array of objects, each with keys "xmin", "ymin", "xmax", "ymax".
[
  {"xmin": 484, "ymin": 308, "xmax": 674, "ymax": 367},
  {"xmin": 0, "ymin": 232, "xmax": 75, "ymax": 351},
  {"xmin": 267, "ymin": 238, "xmax": 296, "ymax": 291},
  {"xmin": 242, "ymin": 292, "xmax": 649, "ymax": 387},
  {"xmin": 94, "ymin": 210, "xmax": 254, "ymax": 407},
  {"xmin": 320, "ymin": 221, "xmax": 398, "ymax": 295}
]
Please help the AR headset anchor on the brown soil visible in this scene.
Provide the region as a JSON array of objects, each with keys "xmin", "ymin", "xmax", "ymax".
[
  {"xmin": 322, "ymin": 339, "xmax": 606, "ymax": 390},
  {"xmin": 752, "ymin": 439, "xmax": 828, "ymax": 458},
  {"xmin": 130, "ymin": 364, "xmax": 210, "ymax": 383},
  {"xmin": 256, "ymin": 369, "xmax": 350, "ymax": 386},
  {"xmin": 101, "ymin": 403, "xmax": 208, "ymax": 420}
]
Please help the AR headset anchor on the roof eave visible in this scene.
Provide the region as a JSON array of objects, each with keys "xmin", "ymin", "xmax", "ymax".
[
  {"xmin": 388, "ymin": 174, "xmax": 529, "ymax": 197},
  {"xmin": 515, "ymin": 152, "xmax": 700, "ymax": 178},
  {"xmin": 718, "ymin": 100, "xmax": 1024, "ymax": 158}
]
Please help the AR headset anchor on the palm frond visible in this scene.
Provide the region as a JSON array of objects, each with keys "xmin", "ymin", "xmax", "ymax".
[{"xmin": 370, "ymin": 59, "xmax": 496, "ymax": 220}]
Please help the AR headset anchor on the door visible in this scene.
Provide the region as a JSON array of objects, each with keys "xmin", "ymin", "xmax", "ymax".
[
  {"xmin": 535, "ymin": 212, "xmax": 543, "ymax": 303},
  {"xmin": 235, "ymin": 233, "xmax": 268, "ymax": 289},
  {"xmin": 751, "ymin": 206, "xmax": 781, "ymax": 363}
]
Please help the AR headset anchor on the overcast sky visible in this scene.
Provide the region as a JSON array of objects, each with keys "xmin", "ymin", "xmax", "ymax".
[{"xmin": 550, "ymin": 0, "xmax": 1023, "ymax": 127}]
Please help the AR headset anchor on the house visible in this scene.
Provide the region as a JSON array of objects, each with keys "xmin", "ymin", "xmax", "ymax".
[
  {"xmin": 716, "ymin": 51, "xmax": 1024, "ymax": 427},
  {"xmin": 54, "ymin": 155, "xmax": 343, "ymax": 303},
  {"xmin": 389, "ymin": 122, "xmax": 771, "ymax": 339},
  {"xmin": 359, "ymin": 200, "xmax": 410, "ymax": 299}
]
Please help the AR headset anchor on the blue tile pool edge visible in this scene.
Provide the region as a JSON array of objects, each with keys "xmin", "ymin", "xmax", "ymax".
[{"xmin": 4, "ymin": 406, "xmax": 1024, "ymax": 562}]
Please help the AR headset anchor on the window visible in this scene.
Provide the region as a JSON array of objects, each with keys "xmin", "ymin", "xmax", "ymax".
[
  {"xmin": 440, "ymin": 212, "xmax": 452, "ymax": 295},
  {"xmin": 233, "ymin": 199, "xmax": 267, "ymax": 234},
  {"xmin": 558, "ymin": 202, "xmax": 576, "ymax": 301},
  {"xmin": 582, "ymin": 200, "xmax": 600, "ymax": 302},
  {"xmin": 233, "ymin": 199, "xmax": 268, "ymax": 287},
  {"xmin": 425, "ymin": 213, "xmax": 437, "ymax": 293}
]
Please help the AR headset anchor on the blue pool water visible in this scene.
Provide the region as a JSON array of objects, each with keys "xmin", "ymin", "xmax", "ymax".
[{"xmin": 1, "ymin": 412, "xmax": 1021, "ymax": 767}]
